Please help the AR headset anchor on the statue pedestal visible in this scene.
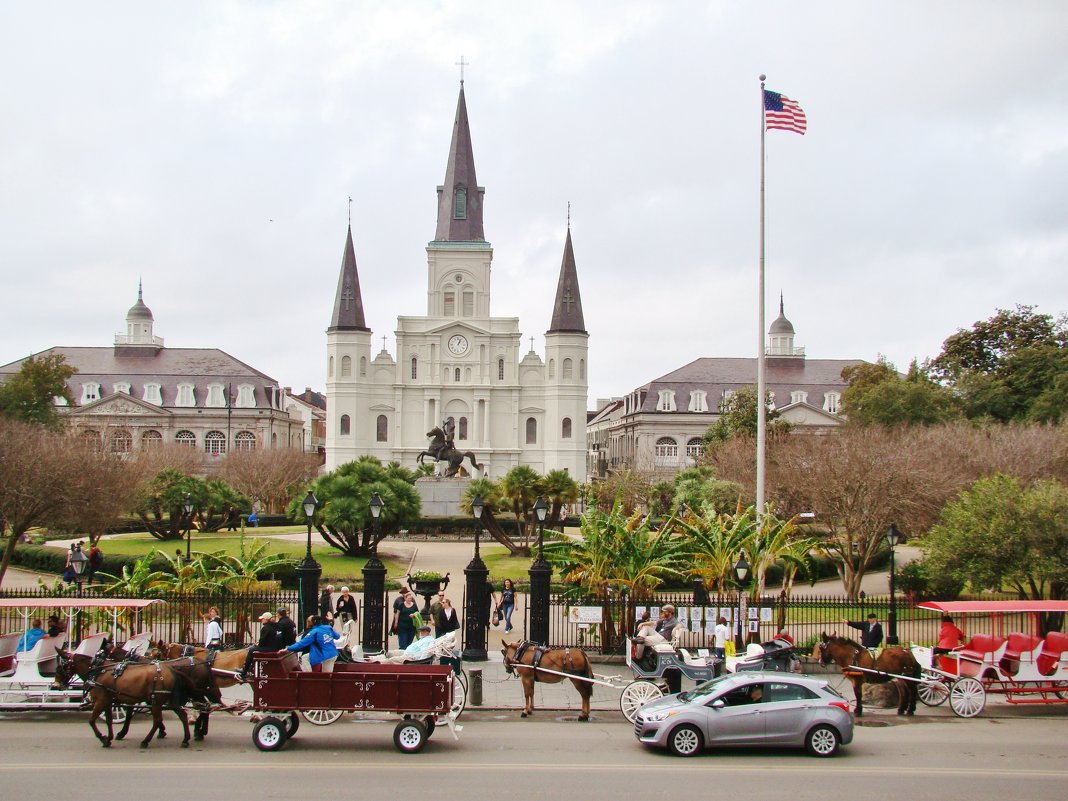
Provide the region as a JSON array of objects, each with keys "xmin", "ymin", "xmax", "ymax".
[{"xmin": 414, "ymin": 477, "xmax": 471, "ymax": 517}]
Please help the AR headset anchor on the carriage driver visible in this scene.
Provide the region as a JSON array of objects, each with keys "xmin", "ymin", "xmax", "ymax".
[{"xmin": 237, "ymin": 611, "xmax": 284, "ymax": 681}]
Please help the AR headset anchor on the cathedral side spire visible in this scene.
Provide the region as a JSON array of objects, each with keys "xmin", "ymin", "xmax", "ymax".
[
  {"xmin": 546, "ymin": 227, "xmax": 587, "ymax": 334},
  {"xmin": 328, "ymin": 225, "xmax": 370, "ymax": 332},
  {"xmin": 434, "ymin": 84, "xmax": 485, "ymax": 242}
]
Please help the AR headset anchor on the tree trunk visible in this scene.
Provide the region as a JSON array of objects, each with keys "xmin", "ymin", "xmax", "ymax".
[
  {"xmin": 483, "ymin": 512, "xmax": 528, "ymax": 556},
  {"xmin": 0, "ymin": 526, "xmax": 25, "ymax": 589}
]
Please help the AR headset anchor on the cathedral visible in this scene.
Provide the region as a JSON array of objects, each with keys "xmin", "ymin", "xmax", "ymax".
[{"xmin": 325, "ymin": 83, "xmax": 589, "ymax": 478}]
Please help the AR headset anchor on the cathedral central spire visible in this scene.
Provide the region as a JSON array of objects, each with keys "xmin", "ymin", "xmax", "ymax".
[{"xmin": 435, "ymin": 84, "xmax": 485, "ymax": 242}]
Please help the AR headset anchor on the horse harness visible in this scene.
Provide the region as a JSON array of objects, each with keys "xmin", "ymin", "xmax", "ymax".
[{"xmin": 507, "ymin": 640, "xmax": 582, "ymax": 677}]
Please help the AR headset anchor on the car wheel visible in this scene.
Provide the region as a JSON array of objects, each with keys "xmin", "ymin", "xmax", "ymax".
[
  {"xmin": 252, "ymin": 717, "xmax": 287, "ymax": 752},
  {"xmin": 393, "ymin": 719, "xmax": 427, "ymax": 754},
  {"xmin": 666, "ymin": 724, "xmax": 704, "ymax": 757},
  {"xmin": 805, "ymin": 724, "xmax": 840, "ymax": 757}
]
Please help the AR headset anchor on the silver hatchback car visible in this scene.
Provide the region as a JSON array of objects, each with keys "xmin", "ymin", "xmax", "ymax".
[{"xmin": 633, "ymin": 671, "xmax": 853, "ymax": 757}]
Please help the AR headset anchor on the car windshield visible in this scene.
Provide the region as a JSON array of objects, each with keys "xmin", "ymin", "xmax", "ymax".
[{"xmin": 680, "ymin": 674, "xmax": 735, "ymax": 702}]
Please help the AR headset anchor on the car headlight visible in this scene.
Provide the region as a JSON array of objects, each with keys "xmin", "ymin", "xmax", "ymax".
[{"xmin": 644, "ymin": 709, "xmax": 681, "ymax": 722}]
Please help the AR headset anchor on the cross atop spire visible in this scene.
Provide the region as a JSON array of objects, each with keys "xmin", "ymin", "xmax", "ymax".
[{"xmin": 455, "ymin": 55, "xmax": 469, "ymax": 84}]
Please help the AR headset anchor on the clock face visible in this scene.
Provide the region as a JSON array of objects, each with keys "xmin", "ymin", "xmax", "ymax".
[{"xmin": 448, "ymin": 334, "xmax": 469, "ymax": 355}]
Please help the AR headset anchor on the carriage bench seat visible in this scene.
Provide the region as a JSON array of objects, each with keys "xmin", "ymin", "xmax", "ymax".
[
  {"xmin": 1000, "ymin": 633, "xmax": 1043, "ymax": 673},
  {"xmin": 1037, "ymin": 632, "xmax": 1068, "ymax": 677},
  {"xmin": 957, "ymin": 634, "xmax": 1007, "ymax": 677},
  {"xmin": 11, "ymin": 635, "xmax": 62, "ymax": 681},
  {"xmin": 0, "ymin": 632, "xmax": 22, "ymax": 677}
]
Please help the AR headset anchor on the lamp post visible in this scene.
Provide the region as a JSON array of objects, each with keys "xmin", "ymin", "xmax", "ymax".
[
  {"xmin": 183, "ymin": 493, "xmax": 195, "ymax": 560},
  {"xmin": 295, "ymin": 490, "xmax": 321, "ymax": 628},
  {"xmin": 886, "ymin": 523, "xmax": 902, "ymax": 646},
  {"xmin": 733, "ymin": 553, "xmax": 749, "ymax": 651},
  {"xmin": 462, "ymin": 495, "xmax": 489, "ymax": 661},
  {"xmin": 361, "ymin": 492, "xmax": 387, "ymax": 653},
  {"xmin": 70, "ymin": 547, "xmax": 88, "ymax": 597},
  {"xmin": 528, "ymin": 497, "xmax": 551, "ymax": 646}
]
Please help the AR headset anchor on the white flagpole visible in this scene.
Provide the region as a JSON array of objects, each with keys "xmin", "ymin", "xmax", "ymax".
[{"xmin": 756, "ymin": 74, "xmax": 768, "ymax": 524}]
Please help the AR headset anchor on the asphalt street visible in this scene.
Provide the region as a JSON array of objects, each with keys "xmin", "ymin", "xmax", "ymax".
[{"xmin": 0, "ymin": 711, "xmax": 1064, "ymax": 801}]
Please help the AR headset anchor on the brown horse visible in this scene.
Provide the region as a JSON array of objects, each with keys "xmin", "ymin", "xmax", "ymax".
[
  {"xmin": 815, "ymin": 632, "xmax": 920, "ymax": 717},
  {"xmin": 159, "ymin": 642, "xmax": 249, "ymax": 687},
  {"xmin": 502, "ymin": 640, "xmax": 594, "ymax": 721}
]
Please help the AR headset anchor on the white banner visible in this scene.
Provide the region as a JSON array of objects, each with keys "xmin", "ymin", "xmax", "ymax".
[{"xmin": 567, "ymin": 606, "xmax": 604, "ymax": 624}]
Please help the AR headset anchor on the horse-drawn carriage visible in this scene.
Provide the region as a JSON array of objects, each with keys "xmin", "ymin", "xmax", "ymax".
[
  {"xmin": 248, "ymin": 650, "xmax": 462, "ymax": 753},
  {"xmin": 908, "ymin": 600, "xmax": 1068, "ymax": 718},
  {"xmin": 0, "ymin": 598, "xmax": 160, "ymax": 714},
  {"xmin": 619, "ymin": 634, "xmax": 801, "ymax": 722}
]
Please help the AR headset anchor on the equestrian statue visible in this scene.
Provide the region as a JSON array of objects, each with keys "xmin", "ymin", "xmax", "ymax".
[{"xmin": 417, "ymin": 419, "xmax": 484, "ymax": 478}]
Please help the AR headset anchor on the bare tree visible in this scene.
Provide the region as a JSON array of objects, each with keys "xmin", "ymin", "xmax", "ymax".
[
  {"xmin": 0, "ymin": 419, "xmax": 136, "ymax": 587},
  {"xmin": 218, "ymin": 448, "xmax": 321, "ymax": 514}
]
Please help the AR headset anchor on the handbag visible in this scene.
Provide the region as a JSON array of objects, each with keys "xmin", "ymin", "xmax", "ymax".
[{"xmin": 491, "ymin": 608, "xmax": 500, "ymax": 627}]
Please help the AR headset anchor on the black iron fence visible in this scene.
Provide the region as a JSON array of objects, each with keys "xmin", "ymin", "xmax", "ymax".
[{"xmin": 1, "ymin": 586, "xmax": 1037, "ymax": 656}]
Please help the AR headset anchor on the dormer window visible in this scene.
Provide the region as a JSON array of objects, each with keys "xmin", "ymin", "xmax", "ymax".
[
  {"xmin": 176, "ymin": 383, "xmax": 196, "ymax": 407},
  {"xmin": 824, "ymin": 392, "xmax": 841, "ymax": 414},
  {"xmin": 143, "ymin": 383, "xmax": 162, "ymax": 405},
  {"xmin": 206, "ymin": 383, "xmax": 226, "ymax": 408},
  {"xmin": 687, "ymin": 390, "xmax": 708, "ymax": 412},
  {"xmin": 80, "ymin": 383, "xmax": 101, "ymax": 404},
  {"xmin": 236, "ymin": 384, "xmax": 256, "ymax": 408},
  {"xmin": 113, "ymin": 382, "xmax": 131, "ymax": 395},
  {"xmin": 657, "ymin": 390, "xmax": 676, "ymax": 412},
  {"xmin": 790, "ymin": 390, "xmax": 808, "ymax": 405},
  {"xmin": 453, "ymin": 186, "xmax": 467, "ymax": 219}
]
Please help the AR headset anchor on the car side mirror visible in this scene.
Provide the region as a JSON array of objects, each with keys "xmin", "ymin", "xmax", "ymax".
[{"xmin": 709, "ymin": 698, "xmax": 725, "ymax": 710}]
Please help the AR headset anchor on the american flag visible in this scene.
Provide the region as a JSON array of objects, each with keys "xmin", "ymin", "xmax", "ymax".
[{"xmin": 764, "ymin": 90, "xmax": 807, "ymax": 135}]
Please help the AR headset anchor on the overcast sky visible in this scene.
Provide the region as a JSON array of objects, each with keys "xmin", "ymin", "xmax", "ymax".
[{"xmin": 2, "ymin": 1, "xmax": 1066, "ymax": 407}]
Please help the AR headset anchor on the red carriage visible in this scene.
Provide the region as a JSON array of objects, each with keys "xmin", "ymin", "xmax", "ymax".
[{"xmin": 248, "ymin": 651, "xmax": 462, "ymax": 753}]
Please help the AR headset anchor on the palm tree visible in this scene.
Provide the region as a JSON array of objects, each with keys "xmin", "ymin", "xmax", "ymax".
[
  {"xmin": 677, "ymin": 502, "xmax": 755, "ymax": 593},
  {"xmin": 148, "ymin": 550, "xmax": 224, "ymax": 643},
  {"xmin": 459, "ymin": 478, "xmax": 527, "ymax": 556},
  {"xmin": 497, "ymin": 466, "xmax": 544, "ymax": 548},
  {"xmin": 202, "ymin": 539, "xmax": 293, "ymax": 643},
  {"xmin": 542, "ymin": 469, "xmax": 580, "ymax": 526},
  {"xmin": 740, "ymin": 506, "xmax": 807, "ymax": 600},
  {"xmin": 97, "ymin": 554, "xmax": 160, "ymax": 638}
]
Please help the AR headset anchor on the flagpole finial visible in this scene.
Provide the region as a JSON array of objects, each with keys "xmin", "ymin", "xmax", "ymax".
[{"xmin": 759, "ymin": 73, "xmax": 766, "ymax": 82}]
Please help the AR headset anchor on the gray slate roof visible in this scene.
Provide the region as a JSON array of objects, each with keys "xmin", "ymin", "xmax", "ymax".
[
  {"xmin": 328, "ymin": 225, "xmax": 369, "ymax": 332},
  {"xmin": 434, "ymin": 84, "xmax": 485, "ymax": 242},
  {"xmin": 547, "ymin": 228, "xmax": 587, "ymax": 334}
]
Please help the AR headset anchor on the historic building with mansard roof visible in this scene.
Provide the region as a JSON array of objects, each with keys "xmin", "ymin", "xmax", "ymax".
[
  {"xmin": 593, "ymin": 299, "xmax": 865, "ymax": 476},
  {"xmin": 325, "ymin": 82, "xmax": 589, "ymax": 478},
  {"xmin": 0, "ymin": 284, "xmax": 302, "ymax": 463}
]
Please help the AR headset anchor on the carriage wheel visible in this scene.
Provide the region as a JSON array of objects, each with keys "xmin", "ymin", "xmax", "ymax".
[
  {"xmin": 917, "ymin": 671, "xmax": 950, "ymax": 707},
  {"xmin": 283, "ymin": 712, "xmax": 300, "ymax": 738},
  {"xmin": 111, "ymin": 706, "xmax": 128, "ymax": 726},
  {"xmin": 437, "ymin": 671, "xmax": 467, "ymax": 726},
  {"xmin": 1053, "ymin": 681, "xmax": 1068, "ymax": 700},
  {"xmin": 252, "ymin": 717, "xmax": 287, "ymax": 751},
  {"xmin": 949, "ymin": 677, "xmax": 986, "ymax": 718},
  {"xmin": 620, "ymin": 680, "xmax": 664, "ymax": 723},
  {"xmin": 393, "ymin": 719, "xmax": 427, "ymax": 754},
  {"xmin": 666, "ymin": 724, "xmax": 704, "ymax": 757},
  {"xmin": 301, "ymin": 708, "xmax": 344, "ymax": 726}
]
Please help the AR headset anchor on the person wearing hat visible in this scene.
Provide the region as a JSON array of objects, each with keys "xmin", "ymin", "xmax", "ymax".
[
  {"xmin": 238, "ymin": 611, "xmax": 284, "ymax": 680},
  {"xmin": 335, "ymin": 586, "xmax": 357, "ymax": 624},
  {"xmin": 402, "ymin": 624, "xmax": 436, "ymax": 661},
  {"xmin": 844, "ymin": 613, "xmax": 884, "ymax": 650},
  {"xmin": 275, "ymin": 607, "xmax": 297, "ymax": 647},
  {"xmin": 319, "ymin": 584, "xmax": 334, "ymax": 619}
]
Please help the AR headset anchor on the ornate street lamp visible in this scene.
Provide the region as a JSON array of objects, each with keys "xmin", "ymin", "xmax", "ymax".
[
  {"xmin": 183, "ymin": 493, "xmax": 195, "ymax": 560},
  {"xmin": 886, "ymin": 523, "xmax": 903, "ymax": 645},
  {"xmin": 70, "ymin": 547, "xmax": 89, "ymax": 597},
  {"xmin": 734, "ymin": 553, "xmax": 749, "ymax": 650},
  {"xmin": 362, "ymin": 492, "xmax": 387, "ymax": 653},
  {"xmin": 528, "ymin": 496, "xmax": 551, "ymax": 646},
  {"xmin": 296, "ymin": 490, "xmax": 321, "ymax": 626},
  {"xmin": 462, "ymin": 495, "xmax": 490, "ymax": 661}
]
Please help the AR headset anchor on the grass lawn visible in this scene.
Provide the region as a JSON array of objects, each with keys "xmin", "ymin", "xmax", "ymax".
[{"xmin": 42, "ymin": 529, "xmax": 406, "ymax": 582}]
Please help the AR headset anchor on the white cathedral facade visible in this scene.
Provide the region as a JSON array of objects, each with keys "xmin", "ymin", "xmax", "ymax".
[{"xmin": 325, "ymin": 84, "xmax": 589, "ymax": 478}]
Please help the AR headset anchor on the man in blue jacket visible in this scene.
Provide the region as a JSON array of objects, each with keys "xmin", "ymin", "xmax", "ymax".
[
  {"xmin": 280, "ymin": 615, "xmax": 342, "ymax": 672},
  {"xmin": 17, "ymin": 620, "xmax": 46, "ymax": 652}
]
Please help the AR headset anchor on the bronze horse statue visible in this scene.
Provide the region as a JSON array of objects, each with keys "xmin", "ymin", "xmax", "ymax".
[
  {"xmin": 815, "ymin": 632, "xmax": 920, "ymax": 717},
  {"xmin": 502, "ymin": 640, "xmax": 594, "ymax": 721},
  {"xmin": 417, "ymin": 426, "xmax": 484, "ymax": 478}
]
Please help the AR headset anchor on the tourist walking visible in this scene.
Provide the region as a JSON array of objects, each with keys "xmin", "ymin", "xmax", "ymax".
[{"xmin": 496, "ymin": 578, "xmax": 517, "ymax": 634}]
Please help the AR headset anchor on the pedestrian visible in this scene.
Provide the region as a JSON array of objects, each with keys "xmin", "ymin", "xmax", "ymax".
[
  {"xmin": 225, "ymin": 506, "xmax": 239, "ymax": 531},
  {"xmin": 844, "ymin": 614, "xmax": 884, "ymax": 649},
  {"xmin": 335, "ymin": 586, "xmax": 357, "ymax": 624},
  {"xmin": 238, "ymin": 611, "xmax": 284, "ymax": 680},
  {"xmin": 62, "ymin": 544, "xmax": 76, "ymax": 584},
  {"xmin": 202, "ymin": 607, "xmax": 223, "ymax": 650},
  {"xmin": 87, "ymin": 542, "xmax": 104, "ymax": 585},
  {"xmin": 495, "ymin": 578, "xmax": 517, "ymax": 634},
  {"xmin": 393, "ymin": 591, "xmax": 420, "ymax": 650},
  {"xmin": 275, "ymin": 607, "xmax": 296, "ymax": 647},
  {"xmin": 319, "ymin": 585, "xmax": 334, "ymax": 618},
  {"xmin": 712, "ymin": 616, "xmax": 730, "ymax": 660},
  {"xmin": 932, "ymin": 614, "xmax": 965, "ymax": 667},
  {"xmin": 429, "ymin": 592, "xmax": 445, "ymax": 635},
  {"xmin": 436, "ymin": 596, "xmax": 460, "ymax": 636},
  {"xmin": 280, "ymin": 615, "xmax": 343, "ymax": 672}
]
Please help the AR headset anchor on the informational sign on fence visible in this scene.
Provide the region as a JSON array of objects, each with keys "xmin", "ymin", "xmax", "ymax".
[{"xmin": 567, "ymin": 606, "xmax": 604, "ymax": 624}]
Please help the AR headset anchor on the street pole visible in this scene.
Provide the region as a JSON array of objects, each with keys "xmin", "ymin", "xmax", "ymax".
[
  {"xmin": 734, "ymin": 553, "xmax": 749, "ymax": 651},
  {"xmin": 886, "ymin": 523, "xmax": 901, "ymax": 646},
  {"xmin": 295, "ymin": 491, "xmax": 321, "ymax": 629},
  {"xmin": 183, "ymin": 493, "xmax": 194, "ymax": 560},
  {"xmin": 528, "ymin": 497, "xmax": 551, "ymax": 646},
  {"xmin": 462, "ymin": 496, "xmax": 489, "ymax": 661},
  {"xmin": 361, "ymin": 492, "xmax": 386, "ymax": 653}
]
